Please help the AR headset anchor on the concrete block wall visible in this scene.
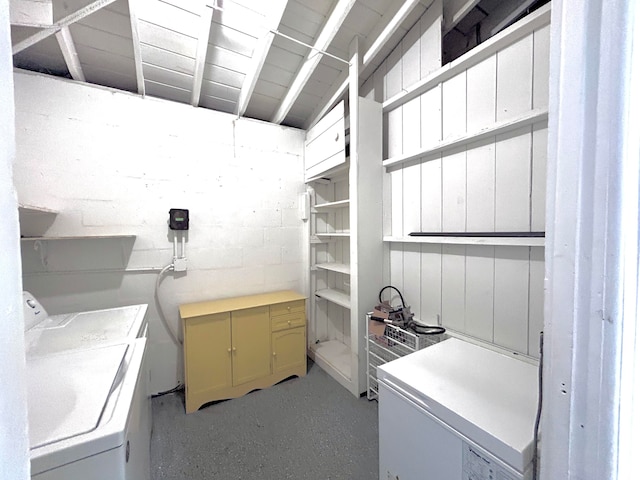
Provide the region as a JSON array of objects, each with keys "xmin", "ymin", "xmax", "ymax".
[{"xmin": 13, "ymin": 70, "xmax": 306, "ymax": 392}]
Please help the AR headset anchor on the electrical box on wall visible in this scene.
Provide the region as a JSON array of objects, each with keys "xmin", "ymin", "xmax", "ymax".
[{"xmin": 169, "ymin": 209, "xmax": 189, "ymax": 230}]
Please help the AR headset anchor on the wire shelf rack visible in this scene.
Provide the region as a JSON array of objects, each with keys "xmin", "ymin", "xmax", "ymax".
[{"xmin": 366, "ymin": 317, "xmax": 445, "ymax": 401}]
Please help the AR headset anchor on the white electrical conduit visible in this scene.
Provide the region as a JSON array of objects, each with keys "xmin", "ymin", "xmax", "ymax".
[{"xmin": 155, "ymin": 263, "xmax": 182, "ymax": 346}]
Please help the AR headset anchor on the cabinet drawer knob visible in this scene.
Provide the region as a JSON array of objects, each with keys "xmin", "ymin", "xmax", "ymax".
[
  {"xmin": 287, "ymin": 306, "xmax": 291, "ymax": 311},
  {"xmin": 287, "ymin": 320, "xmax": 291, "ymax": 325}
]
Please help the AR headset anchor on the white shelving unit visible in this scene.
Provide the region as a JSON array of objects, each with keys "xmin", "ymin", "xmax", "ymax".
[{"xmin": 306, "ymin": 91, "xmax": 383, "ymax": 396}]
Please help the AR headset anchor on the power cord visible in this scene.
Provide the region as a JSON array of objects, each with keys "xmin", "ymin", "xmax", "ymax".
[
  {"xmin": 151, "ymin": 384, "xmax": 185, "ymax": 398},
  {"xmin": 532, "ymin": 331, "xmax": 544, "ymax": 480}
]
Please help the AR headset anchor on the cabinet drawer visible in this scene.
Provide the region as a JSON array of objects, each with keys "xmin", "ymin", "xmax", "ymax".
[
  {"xmin": 271, "ymin": 312, "xmax": 305, "ymax": 332},
  {"xmin": 270, "ymin": 300, "xmax": 305, "ymax": 318}
]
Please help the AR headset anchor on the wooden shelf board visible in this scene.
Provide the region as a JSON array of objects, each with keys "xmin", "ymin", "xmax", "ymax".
[
  {"xmin": 383, "ymin": 236, "xmax": 545, "ymax": 247},
  {"xmin": 314, "ymin": 199, "xmax": 350, "ymax": 210},
  {"xmin": 315, "ymin": 262, "xmax": 351, "ymax": 275},
  {"xmin": 21, "ymin": 234, "xmax": 136, "ymax": 242},
  {"xmin": 315, "ymin": 232, "xmax": 350, "ymax": 238},
  {"xmin": 315, "ymin": 288, "xmax": 351, "ymax": 309},
  {"xmin": 309, "ymin": 339, "xmax": 351, "ymax": 381},
  {"xmin": 383, "ymin": 109, "xmax": 548, "ymax": 170}
]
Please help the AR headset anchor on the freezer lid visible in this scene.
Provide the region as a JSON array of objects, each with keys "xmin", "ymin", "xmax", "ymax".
[
  {"xmin": 377, "ymin": 338, "xmax": 538, "ymax": 473},
  {"xmin": 27, "ymin": 344, "xmax": 128, "ymax": 449},
  {"xmin": 25, "ymin": 304, "xmax": 147, "ymax": 356}
]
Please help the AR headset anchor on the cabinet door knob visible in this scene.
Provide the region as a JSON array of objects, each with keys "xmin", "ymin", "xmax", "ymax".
[
  {"xmin": 232, "ymin": 347, "xmax": 237, "ymax": 352},
  {"xmin": 227, "ymin": 348, "xmax": 231, "ymax": 353},
  {"xmin": 335, "ymin": 132, "xmax": 339, "ymax": 142},
  {"xmin": 273, "ymin": 352, "xmax": 276, "ymax": 357}
]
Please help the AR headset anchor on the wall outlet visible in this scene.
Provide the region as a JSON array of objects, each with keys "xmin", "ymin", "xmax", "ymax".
[{"xmin": 173, "ymin": 257, "xmax": 187, "ymax": 272}]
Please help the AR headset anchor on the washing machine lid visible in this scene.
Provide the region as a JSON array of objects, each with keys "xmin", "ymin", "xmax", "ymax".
[
  {"xmin": 27, "ymin": 344, "xmax": 128, "ymax": 449},
  {"xmin": 25, "ymin": 304, "xmax": 147, "ymax": 357},
  {"xmin": 377, "ymin": 337, "xmax": 538, "ymax": 473}
]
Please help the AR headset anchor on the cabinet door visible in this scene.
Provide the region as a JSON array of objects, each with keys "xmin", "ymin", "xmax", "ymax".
[
  {"xmin": 231, "ymin": 306, "xmax": 271, "ymax": 385},
  {"xmin": 184, "ymin": 313, "xmax": 232, "ymax": 395},
  {"xmin": 272, "ymin": 327, "xmax": 306, "ymax": 374}
]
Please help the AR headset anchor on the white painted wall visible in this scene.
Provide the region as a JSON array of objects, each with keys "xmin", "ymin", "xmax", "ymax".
[
  {"xmin": 362, "ymin": 4, "xmax": 549, "ymax": 357},
  {"xmin": 0, "ymin": 4, "xmax": 29, "ymax": 479},
  {"xmin": 13, "ymin": 71, "xmax": 306, "ymax": 392}
]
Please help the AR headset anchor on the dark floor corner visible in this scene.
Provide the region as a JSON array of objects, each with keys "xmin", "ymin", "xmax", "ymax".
[{"xmin": 151, "ymin": 359, "xmax": 379, "ymax": 480}]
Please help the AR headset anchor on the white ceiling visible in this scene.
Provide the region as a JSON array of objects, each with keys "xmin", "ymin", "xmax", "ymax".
[{"xmin": 10, "ymin": 0, "xmax": 539, "ymax": 129}]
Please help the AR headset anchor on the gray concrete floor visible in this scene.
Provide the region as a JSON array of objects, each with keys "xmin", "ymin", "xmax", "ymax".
[{"xmin": 150, "ymin": 360, "xmax": 379, "ymax": 479}]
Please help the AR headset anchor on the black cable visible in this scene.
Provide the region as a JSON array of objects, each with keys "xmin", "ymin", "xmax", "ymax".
[
  {"xmin": 152, "ymin": 384, "xmax": 185, "ymax": 398},
  {"xmin": 379, "ymin": 285, "xmax": 406, "ymax": 307},
  {"xmin": 532, "ymin": 331, "xmax": 544, "ymax": 480},
  {"xmin": 407, "ymin": 322, "xmax": 446, "ymax": 336}
]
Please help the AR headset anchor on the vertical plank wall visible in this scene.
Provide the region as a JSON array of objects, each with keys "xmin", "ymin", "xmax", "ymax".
[{"xmin": 362, "ymin": 5, "xmax": 550, "ymax": 357}]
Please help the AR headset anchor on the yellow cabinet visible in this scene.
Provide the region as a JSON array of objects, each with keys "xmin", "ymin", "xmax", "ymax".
[{"xmin": 180, "ymin": 291, "xmax": 306, "ymax": 414}]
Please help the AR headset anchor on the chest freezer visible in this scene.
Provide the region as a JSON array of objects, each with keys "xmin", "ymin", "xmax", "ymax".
[{"xmin": 377, "ymin": 338, "xmax": 538, "ymax": 480}]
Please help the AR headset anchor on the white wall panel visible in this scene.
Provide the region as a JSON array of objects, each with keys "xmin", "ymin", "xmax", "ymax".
[
  {"xmin": 528, "ymin": 247, "xmax": 544, "ymax": 358},
  {"xmin": 420, "ymin": 244, "xmax": 442, "ymax": 321},
  {"xmin": 465, "ymin": 246, "xmax": 495, "ymax": 342},
  {"xmin": 442, "ymin": 71, "xmax": 467, "ymax": 140},
  {"xmin": 531, "ymin": 122, "xmax": 548, "ymax": 231},
  {"xmin": 420, "ymin": 0, "xmax": 443, "ymax": 79},
  {"xmin": 493, "ymin": 247, "xmax": 530, "ymax": 352},
  {"xmin": 402, "ymin": 244, "xmax": 422, "ymax": 319},
  {"xmin": 390, "ymin": 168, "xmax": 404, "ymax": 237},
  {"xmin": 387, "ymin": 107, "xmax": 403, "ymax": 158},
  {"xmin": 533, "ymin": 24, "xmax": 550, "ymax": 110},
  {"xmin": 403, "ymin": 162, "xmax": 422, "ymax": 234},
  {"xmin": 467, "ymin": 55, "xmax": 496, "ymax": 132},
  {"xmin": 442, "ymin": 149, "xmax": 466, "ymax": 231},
  {"xmin": 466, "ymin": 140, "xmax": 495, "ymax": 232},
  {"xmin": 385, "ymin": 44, "xmax": 403, "ymax": 100},
  {"xmin": 402, "ymin": 21, "xmax": 422, "ymax": 90},
  {"xmin": 441, "ymin": 245, "xmax": 465, "ymax": 331},
  {"xmin": 496, "ymin": 34, "xmax": 533, "ymax": 121},
  {"xmin": 495, "ymin": 127, "xmax": 532, "ymax": 231},
  {"xmin": 389, "ymin": 245, "xmax": 404, "ymax": 292},
  {"xmin": 420, "ymin": 157, "xmax": 442, "ymax": 232},
  {"xmin": 403, "ymin": 96, "xmax": 422, "ymax": 153},
  {"xmin": 420, "ymin": 85, "xmax": 442, "ymax": 148}
]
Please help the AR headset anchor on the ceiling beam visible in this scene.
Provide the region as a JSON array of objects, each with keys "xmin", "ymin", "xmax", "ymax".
[
  {"xmin": 305, "ymin": 0, "xmax": 426, "ymax": 129},
  {"xmin": 271, "ymin": 0, "xmax": 357, "ymax": 125},
  {"xmin": 128, "ymin": 0, "xmax": 145, "ymax": 95},
  {"xmin": 12, "ymin": 0, "xmax": 117, "ymax": 55},
  {"xmin": 443, "ymin": 0, "xmax": 481, "ymax": 34},
  {"xmin": 236, "ymin": 0, "xmax": 287, "ymax": 117},
  {"xmin": 190, "ymin": 1, "xmax": 214, "ymax": 107},
  {"xmin": 55, "ymin": 26, "xmax": 85, "ymax": 81},
  {"xmin": 10, "ymin": 0, "xmax": 53, "ymax": 27}
]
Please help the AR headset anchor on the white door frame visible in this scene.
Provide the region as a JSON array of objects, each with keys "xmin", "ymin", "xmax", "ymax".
[{"xmin": 542, "ymin": 0, "xmax": 640, "ymax": 478}]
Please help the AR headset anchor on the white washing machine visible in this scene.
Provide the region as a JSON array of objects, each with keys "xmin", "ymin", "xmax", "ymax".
[
  {"xmin": 377, "ymin": 337, "xmax": 538, "ymax": 480},
  {"xmin": 23, "ymin": 293, "xmax": 152, "ymax": 480}
]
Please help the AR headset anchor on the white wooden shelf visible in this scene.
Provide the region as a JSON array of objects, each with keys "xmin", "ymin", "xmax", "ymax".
[
  {"xmin": 309, "ymin": 339, "xmax": 351, "ymax": 381},
  {"xmin": 21, "ymin": 234, "xmax": 136, "ymax": 242},
  {"xmin": 314, "ymin": 199, "xmax": 350, "ymax": 210},
  {"xmin": 314, "ymin": 288, "xmax": 351, "ymax": 309},
  {"xmin": 314, "ymin": 232, "xmax": 350, "ymax": 239},
  {"xmin": 18, "ymin": 204, "xmax": 59, "ymax": 216},
  {"xmin": 314, "ymin": 262, "xmax": 351, "ymax": 275},
  {"xmin": 383, "ymin": 109, "xmax": 548, "ymax": 170},
  {"xmin": 384, "ymin": 235, "xmax": 545, "ymax": 247}
]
